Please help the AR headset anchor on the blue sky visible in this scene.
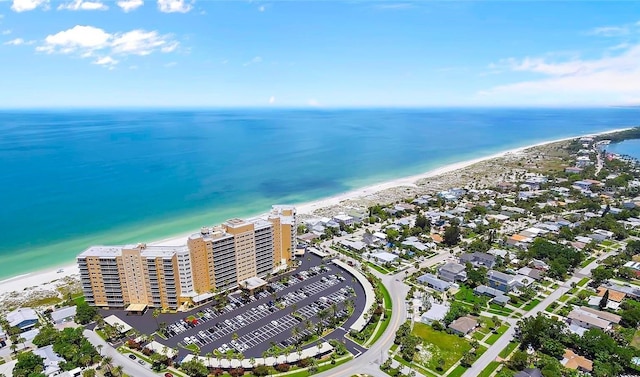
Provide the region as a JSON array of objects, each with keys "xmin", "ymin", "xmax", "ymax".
[{"xmin": 1, "ymin": 0, "xmax": 640, "ymax": 107}]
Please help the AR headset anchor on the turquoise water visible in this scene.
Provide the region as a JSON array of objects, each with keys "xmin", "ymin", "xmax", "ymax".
[{"xmin": 1, "ymin": 108, "xmax": 638, "ymax": 279}]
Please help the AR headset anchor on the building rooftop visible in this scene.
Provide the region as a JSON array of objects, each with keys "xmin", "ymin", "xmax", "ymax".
[
  {"xmin": 7, "ymin": 308, "xmax": 38, "ymax": 328},
  {"xmin": 448, "ymin": 316, "xmax": 478, "ymax": 334},
  {"xmin": 562, "ymin": 349, "xmax": 593, "ymax": 371},
  {"xmin": 568, "ymin": 309, "xmax": 610, "ymax": 329}
]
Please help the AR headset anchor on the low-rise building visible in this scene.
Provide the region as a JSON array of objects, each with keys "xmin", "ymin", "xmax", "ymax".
[
  {"xmin": 438, "ymin": 262, "xmax": 467, "ymax": 282},
  {"xmin": 50, "ymin": 306, "xmax": 77, "ymax": 324},
  {"xmin": 459, "ymin": 252, "xmax": 496, "ymax": 269},
  {"xmin": 561, "ymin": 349, "xmax": 593, "ymax": 373},
  {"xmin": 487, "ymin": 270, "xmax": 518, "ymax": 293},
  {"xmin": 7, "ymin": 308, "xmax": 39, "ymax": 332},
  {"xmin": 448, "ymin": 316, "xmax": 478, "ymax": 335},
  {"xmin": 417, "ymin": 274, "xmax": 451, "ymax": 292}
]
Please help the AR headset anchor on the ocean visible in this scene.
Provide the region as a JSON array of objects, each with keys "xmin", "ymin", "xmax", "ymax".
[{"xmin": 1, "ymin": 108, "xmax": 638, "ymax": 279}]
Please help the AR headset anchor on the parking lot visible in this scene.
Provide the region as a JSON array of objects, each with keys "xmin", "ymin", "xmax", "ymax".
[{"xmin": 107, "ymin": 253, "xmax": 368, "ymax": 358}]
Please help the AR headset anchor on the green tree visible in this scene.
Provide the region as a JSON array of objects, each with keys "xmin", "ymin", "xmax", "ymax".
[
  {"xmin": 13, "ymin": 351, "xmax": 45, "ymax": 377},
  {"xmin": 74, "ymin": 302, "xmax": 98, "ymax": 325},
  {"xmin": 82, "ymin": 369, "xmax": 96, "ymax": 377},
  {"xmin": 443, "ymin": 224, "xmax": 460, "ymax": 246},
  {"xmin": 508, "ymin": 350, "xmax": 529, "ymax": 371},
  {"xmin": 180, "ymin": 358, "xmax": 209, "ymax": 377},
  {"xmin": 465, "ymin": 263, "xmax": 488, "ymax": 288},
  {"xmin": 591, "ymin": 266, "xmax": 614, "ymax": 286}
]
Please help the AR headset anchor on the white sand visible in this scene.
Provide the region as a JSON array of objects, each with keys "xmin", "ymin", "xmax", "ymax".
[{"xmin": 0, "ymin": 127, "xmax": 630, "ymax": 298}]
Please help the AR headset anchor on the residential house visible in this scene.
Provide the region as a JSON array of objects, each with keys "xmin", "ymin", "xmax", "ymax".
[
  {"xmin": 33, "ymin": 345, "xmax": 65, "ymax": 376},
  {"xmin": 567, "ymin": 308, "xmax": 616, "ymax": 331},
  {"xmin": 362, "ymin": 233, "xmax": 381, "ymax": 247},
  {"xmin": 438, "ymin": 262, "xmax": 467, "ymax": 283},
  {"xmin": 7, "ymin": 308, "xmax": 39, "ymax": 332},
  {"xmin": 340, "ymin": 239, "xmax": 366, "ymax": 252},
  {"xmin": 565, "ymin": 167, "xmax": 583, "ymax": 174},
  {"xmin": 515, "ymin": 369, "xmax": 543, "ymax": 377},
  {"xmin": 420, "ymin": 302, "xmax": 449, "ymax": 324},
  {"xmin": 561, "ymin": 349, "xmax": 593, "ymax": 373},
  {"xmin": 448, "ymin": 316, "xmax": 478, "ymax": 335},
  {"xmin": 50, "ymin": 306, "xmax": 77, "ymax": 324},
  {"xmin": 530, "ymin": 259, "xmax": 550, "ymax": 271},
  {"xmin": 459, "ymin": 252, "xmax": 496, "ymax": 269},
  {"xmin": 487, "ymin": 270, "xmax": 518, "ymax": 293},
  {"xmin": 333, "ymin": 214, "xmax": 355, "ymax": 226},
  {"xmin": 474, "ymin": 285, "xmax": 510, "ymax": 305},
  {"xmin": 516, "ymin": 267, "xmax": 543, "ymax": 281},
  {"xmin": 417, "ymin": 274, "xmax": 451, "ymax": 292},
  {"xmin": 366, "ymin": 251, "xmax": 398, "ymax": 264}
]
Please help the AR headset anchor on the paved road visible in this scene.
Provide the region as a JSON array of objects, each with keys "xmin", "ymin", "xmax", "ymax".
[
  {"xmin": 84, "ymin": 329, "xmax": 159, "ymax": 377},
  {"xmin": 315, "ymin": 248, "xmax": 455, "ymax": 377},
  {"xmin": 461, "ymin": 253, "xmax": 609, "ymax": 377}
]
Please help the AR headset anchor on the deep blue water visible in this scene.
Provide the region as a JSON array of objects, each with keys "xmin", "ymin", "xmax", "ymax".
[
  {"xmin": 0, "ymin": 108, "xmax": 638, "ymax": 278},
  {"xmin": 605, "ymin": 139, "xmax": 640, "ymax": 160}
]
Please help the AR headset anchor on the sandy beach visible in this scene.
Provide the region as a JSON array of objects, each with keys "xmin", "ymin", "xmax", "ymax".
[{"xmin": 0, "ymin": 127, "xmax": 631, "ymax": 304}]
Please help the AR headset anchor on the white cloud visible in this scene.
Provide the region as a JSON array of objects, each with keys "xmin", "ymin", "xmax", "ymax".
[
  {"xmin": 258, "ymin": 5, "xmax": 265, "ymax": 12},
  {"xmin": 157, "ymin": 0, "xmax": 192, "ymax": 13},
  {"xmin": 36, "ymin": 25, "xmax": 179, "ymax": 67},
  {"xmin": 164, "ymin": 61, "xmax": 176, "ymax": 67},
  {"xmin": 117, "ymin": 0, "xmax": 143, "ymax": 12},
  {"xmin": 481, "ymin": 43, "xmax": 640, "ymax": 105},
  {"xmin": 588, "ymin": 26, "xmax": 629, "ymax": 37},
  {"xmin": 4, "ymin": 38, "xmax": 36, "ymax": 46},
  {"xmin": 269, "ymin": 96, "xmax": 275, "ymax": 104},
  {"xmin": 2, "ymin": 30, "xmax": 11, "ymax": 35},
  {"xmin": 307, "ymin": 99, "xmax": 320, "ymax": 107},
  {"xmin": 37, "ymin": 25, "xmax": 111, "ymax": 54},
  {"xmin": 243, "ymin": 56, "xmax": 262, "ymax": 66},
  {"xmin": 57, "ymin": 0, "xmax": 108, "ymax": 10},
  {"xmin": 4, "ymin": 38, "xmax": 24, "ymax": 45},
  {"xmin": 11, "ymin": 0, "xmax": 48, "ymax": 12},
  {"xmin": 93, "ymin": 56, "xmax": 118, "ymax": 67}
]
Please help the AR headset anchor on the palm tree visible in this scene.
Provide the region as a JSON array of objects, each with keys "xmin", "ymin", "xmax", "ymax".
[
  {"xmin": 101, "ymin": 356, "xmax": 113, "ymax": 375},
  {"xmin": 96, "ymin": 344, "xmax": 103, "ymax": 356},
  {"xmin": 291, "ymin": 326, "xmax": 300, "ymax": 340},
  {"xmin": 205, "ymin": 351, "xmax": 213, "ymax": 368},
  {"xmin": 249, "ymin": 357, "xmax": 256, "ymax": 369},
  {"xmin": 152, "ymin": 308, "xmax": 161, "ymax": 330},
  {"xmin": 112, "ymin": 365, "xmax": 123, "ymax": 377}
]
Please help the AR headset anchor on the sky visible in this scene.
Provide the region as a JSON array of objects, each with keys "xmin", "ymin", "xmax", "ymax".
[{"xmin": 1, "ymin": 0, "xmax": 640, "ymax": 108}]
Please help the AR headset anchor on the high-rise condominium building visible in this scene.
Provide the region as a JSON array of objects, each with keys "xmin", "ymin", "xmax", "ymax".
[{"xmin": 77, "ymin": 205, "xmax": 297, "ymax": 310}]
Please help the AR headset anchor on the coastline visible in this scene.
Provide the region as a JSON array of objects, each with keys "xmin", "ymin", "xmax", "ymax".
[{"xmin": 0, "ymin": 127, "xmax": 631, "ymax": 299}]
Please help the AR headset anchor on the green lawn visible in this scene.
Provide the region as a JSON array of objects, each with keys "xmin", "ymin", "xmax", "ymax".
[
  {"xmin": 558, "ymin": 295, "xmax": 570, "ymax": 302},
  {"xmin": 580, "ymin": 257, "xmax": 596, "ymax": 268},
  {"xmin": 485, "ymin": 325, "xmax": 509, "ymax": 345},
  {"xmin": 489, "ymin": 303, "xmax": 513, "ymax": 314},
  {"xmin": 577, "ymin": 277, "xmax": 590, "ymax": 287},
  {"xmin": 455, "ymin": 285, "xmax": 489, "ymax": 306},
  {"xmin": 367, "ymin": 282, "xmax": 393, "ymax": 346},
  {"xmin": 498, "ymin": 341, "xmax": 519, "ymax": 358},
  {"xmin": 412, "ymin": 323, "xmax": 472, "ymax": 372},
  {"xmin": 478, "ymin": 361, "xmax": 501, "ymax": 377},
  {"xmin": 631, "ymin": 330, "xmax": 640, "ymax": 349},
  {"xmin": 522, "ymin": 299, "xmax": 541, "ymax": 311},
  {"xmin": 447, "ymin": 365, "xmax": 467, "ymax": 377},
  {"xmin": 473, "ymin": 332, "xmax": 487, "ymax": 341}
]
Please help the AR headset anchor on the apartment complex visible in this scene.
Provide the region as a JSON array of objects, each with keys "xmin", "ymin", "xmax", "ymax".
[{"xmin": 78, "ymin": 205, "xmax": 297, "ymax": 310}]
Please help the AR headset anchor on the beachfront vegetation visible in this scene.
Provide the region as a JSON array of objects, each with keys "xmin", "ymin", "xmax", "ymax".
[{"xmin": 32, "ymin": 326, "xmax": 100, "ymax": 371}]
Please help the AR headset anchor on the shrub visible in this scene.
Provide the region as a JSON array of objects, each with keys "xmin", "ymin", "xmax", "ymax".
[
  {"xmin": 228, "ymin": 367, "xmax": 245, "ymax": 377},
  {"xmin": 252, "ymin": 365, "xmax": 270, "ymax": 376},
  {"xmin": 275, "ymin": 363, "xmax": 290, "ymax": 372}
]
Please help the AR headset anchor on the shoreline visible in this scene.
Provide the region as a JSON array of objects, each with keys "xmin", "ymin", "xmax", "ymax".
[{"xmin": 0, "ymin": 127, "xmax": 631, "ymax": 298}]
